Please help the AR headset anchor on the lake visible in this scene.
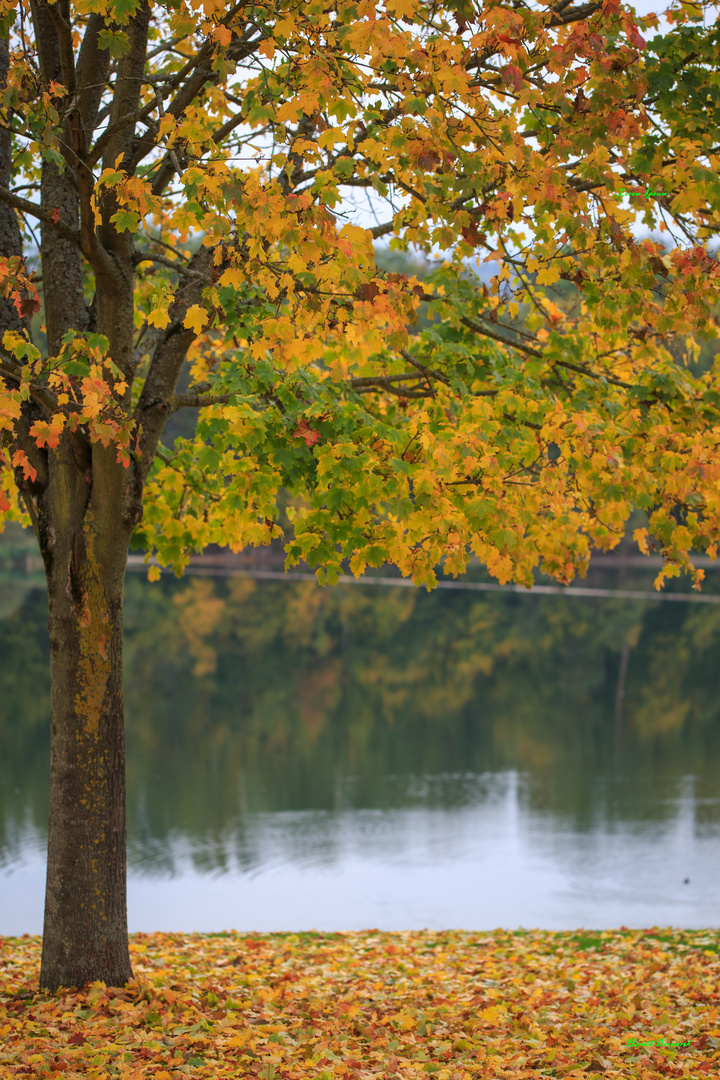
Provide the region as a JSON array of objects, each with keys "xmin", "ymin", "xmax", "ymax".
[{"xmin": 2, "ymin": 561, "xmax": 720, "ymax": 935}]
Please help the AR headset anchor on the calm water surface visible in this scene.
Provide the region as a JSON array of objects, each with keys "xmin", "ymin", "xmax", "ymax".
[{"xmin": 2, "ymin": 563, "xmax": 720, "ymax": 934}]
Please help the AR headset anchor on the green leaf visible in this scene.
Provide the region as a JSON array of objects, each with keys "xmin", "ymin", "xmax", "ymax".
[
  {"xmin": 89, "ymin": 334, "xmax": 111, "ymax": 355},
  {"xmin": 9, "ymin": 339, "xmax": 40, "ymax": 362},
  {"xmin": 110, "ymin": 0, "xmax": 141, "ymax": 25},
  {"xmin": 110, "ymin": 209, "xmax": 141, "ymax": 232},
  {"xmin": 333, "ymin": 157, "xmax": 355, "ymax": 179},
  {"xmin": 97, "ymin": 29, "xmax": 131, "ymax": 58},
  {"xmin": 61, "ymin": 360, "xmax": 91, "ymax": 378},
  {"xmin": 0, "ymin": 9, "xmax": 16, "ymax": 34}
]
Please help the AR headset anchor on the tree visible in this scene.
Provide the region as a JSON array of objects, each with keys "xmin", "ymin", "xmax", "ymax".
[{"xmin": 0, "ymin": 0, "xmax": 718, "ymax": 991}]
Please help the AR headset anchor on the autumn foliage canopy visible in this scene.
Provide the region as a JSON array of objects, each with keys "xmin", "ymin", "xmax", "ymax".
[{"xmin": 0, "ymin": 0, "xmax": 719, "ymax": 595}]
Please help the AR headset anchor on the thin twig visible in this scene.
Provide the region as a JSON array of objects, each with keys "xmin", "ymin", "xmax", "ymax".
[{"xmin": 134, "ymin": 250, "xmax": 210, "ymax": 279}]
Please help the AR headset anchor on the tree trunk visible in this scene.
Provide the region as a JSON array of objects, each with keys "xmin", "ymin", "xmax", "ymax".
[{"xmin": 37, "ymin": 442, "xmax": 135, "ymax": 991}]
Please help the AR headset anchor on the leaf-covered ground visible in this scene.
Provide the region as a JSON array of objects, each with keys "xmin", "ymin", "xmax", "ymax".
[{"xmin": 1, "ymin": 929, "xmax": 719, "ymax": 1078}]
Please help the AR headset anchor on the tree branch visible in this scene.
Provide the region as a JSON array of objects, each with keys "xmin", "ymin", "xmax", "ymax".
[
  {"xmin": 553, "ymin": 357, "xmax": 632, "ymax": 390},
  {"xmin": 100, "ymin": 0, "xmax": 151, "ymax": 172},
  {"xmin": 135, "ymin": 244, "xmax": 214, "ymax": 476},
  {"xmin": 0, "ymin": 187, "xmax": 81, "ymax": 248},
  {"xmin": 460, "ymin": 311, "xmax": 636, "ymax": 389},
  {"xmin": 47, "ymin": 0, "xmax": 76, "ymax": 96},
  {"xmin": 460, "ymin": 314, "xmax": 544, "ymax": 359},
  {"xmin": 0, "ymin": 358, "xmax": 58, "ymax": 415},
  {"xmin": 546, "ymin": 1, "xmax": 602, "ymax": 26},
  {"xmin": 349, "ymin": 373, "xmax": 431, "ymax": 398},
  {"xmin": 147, "ymin": 30, "xmax": 266, "ymax": 196},
  {"xmin": 134, "ymin": 249, "xmax": 210, "ymax": 279},
  {"xmin": 370, "ymin": 220, "xmax": 396, "ymax": 240},
  {"xmin": 400, "ymin": 349, "xmax": 450, "ymax": 386},
  {"xmin": 170, "ymin": 390, "xmax": 233, "ymax": 413},
  {"xmin": 351, "ymin": 382, "xmax": 431, "ymax": 398},
  {"xmin": 74, "ymin": 14, "xmax": 111, "ymax": 157}
]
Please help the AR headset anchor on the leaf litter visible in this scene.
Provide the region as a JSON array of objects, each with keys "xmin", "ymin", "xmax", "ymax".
[{"xmin": 1, "ymin": 928, "xmax": 719, "ymax": 1078}]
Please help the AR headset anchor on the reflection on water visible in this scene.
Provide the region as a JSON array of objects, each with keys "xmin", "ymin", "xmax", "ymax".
[{"xmin": 2, "ymin": 567, "xmax": 720, "ymax": 933}]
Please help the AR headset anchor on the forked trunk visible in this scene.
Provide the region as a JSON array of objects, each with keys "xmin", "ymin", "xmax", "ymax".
[{"xmin": 37, "ymin": 446, "xmax": 135, "ymax": 991}]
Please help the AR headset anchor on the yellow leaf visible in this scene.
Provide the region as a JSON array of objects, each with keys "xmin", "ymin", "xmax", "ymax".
[
  {"xmin": 386, "ymin": 0, "xmax": 418, "ymax": 16},
  {"xmin": 537, "ymin": 264, "xmax": 561, "ymax": 286},
  {"xmin": 147, "ymin": 564, "xmax": 161, "ymax": 582},
  {"xmin": 190, "ymin": 0, "xmax": 225, "ymax": 13},
  {"xmin": 91, "ymin": 193, "xmax": 101, "ymax": 228},
  {"xmin": 275, "ymin": 16, "xmax": 297, "ymax": 37},
  {"xmin": 184, "ymin": 305, "xmax": 209, "ymax": 334},
  {"xmin": 218, "ymin": 266, "xmax": 244, "ymax": 289},
  {"xmin": 148, "ymin": 307, "xmax": 171, "ymax": 329},
  {"xmin": 277, "ymin": 101, "xmax": 302, "ymax": 123},
  {"xmin": 158, "ymin": 114, "xmax": 175, "ymax": 139},
  {"xmin": 633, "ymin": 527, "xmax": 649, "ymax": 553},
  {"xmin": 480, "ymin": 1005, "xmax": 502, "ymax": 1023}
]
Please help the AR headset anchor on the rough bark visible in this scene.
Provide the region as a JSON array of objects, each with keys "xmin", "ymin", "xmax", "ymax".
[
  {"xmin": 38, "ymin": 446, "xmax": 134, "ymax": 990},
  {"xmin": 30, "ymin": 1, "xmax": 89, "ymax": 356}
]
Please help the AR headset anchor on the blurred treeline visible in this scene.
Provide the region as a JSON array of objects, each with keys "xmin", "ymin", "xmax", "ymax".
[{"xmin": 2, "ymin": 568, "xmax": 720, "ymax": 866}]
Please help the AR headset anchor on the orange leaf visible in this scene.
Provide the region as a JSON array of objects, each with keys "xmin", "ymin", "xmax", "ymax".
[
  {"xmin": 11, "ymin": 449, "xmax": 37, "ymax": 482},
  {"xmin": 292, "ymin": 418, "xmax": 321, "ymax": 447},
  {"xmin": 30, "ymin": 413, "xmax": 66, "ymax": 450}
]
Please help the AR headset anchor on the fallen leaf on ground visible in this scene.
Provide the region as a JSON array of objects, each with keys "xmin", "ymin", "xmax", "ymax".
[{"xmin": 0, "ymin": 928, "xmax": 718, "ymax": 1078}]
